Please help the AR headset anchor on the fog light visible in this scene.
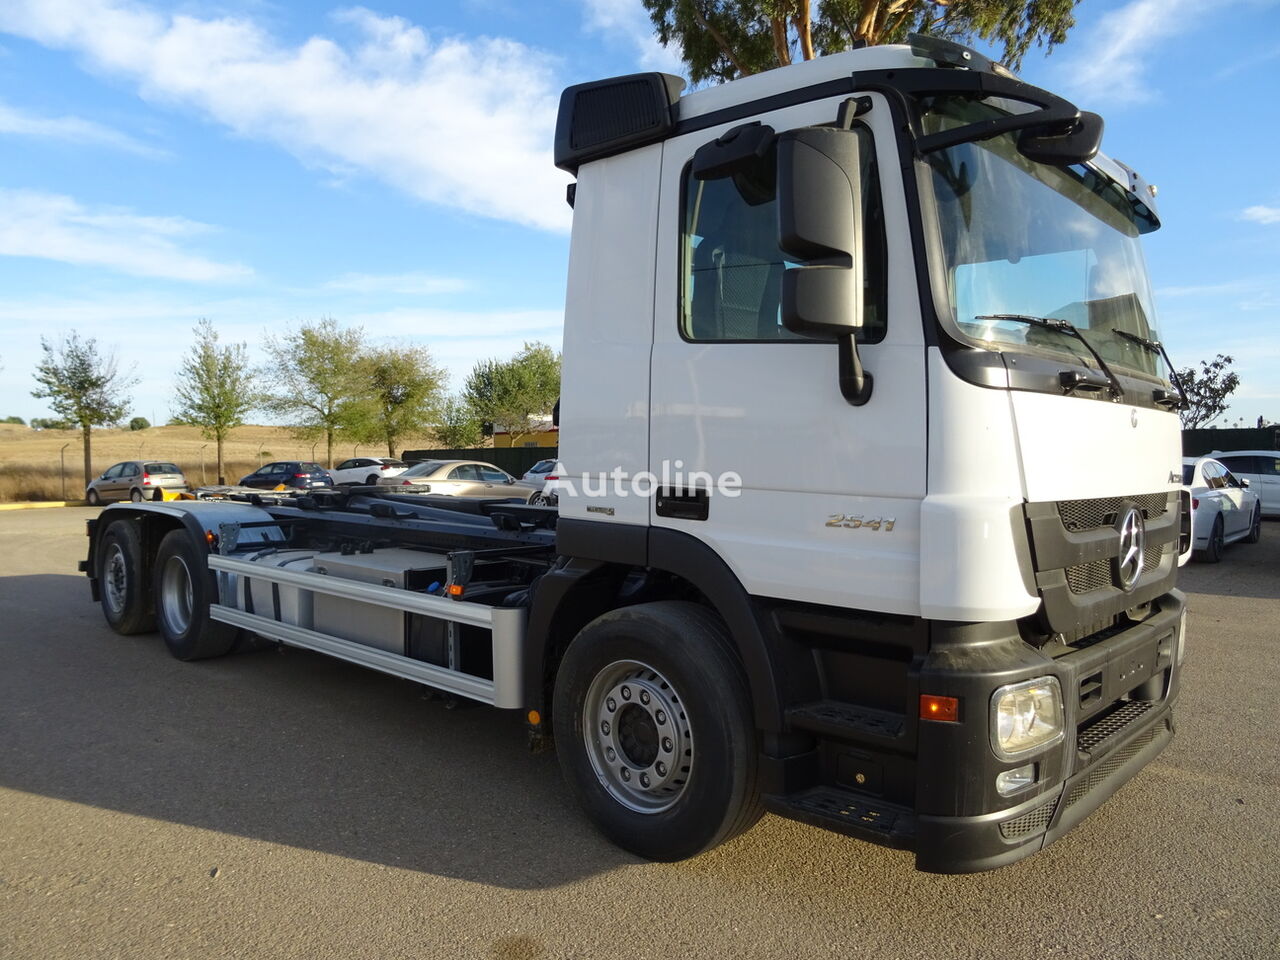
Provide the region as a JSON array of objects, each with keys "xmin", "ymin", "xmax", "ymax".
[
  {"xmin": 990, "ymin": 677, "xmax": 1064, "ymax": 760},
  {"xmin": 996, "ymin": 763, "xmax": 1037, "ymax": 797}
]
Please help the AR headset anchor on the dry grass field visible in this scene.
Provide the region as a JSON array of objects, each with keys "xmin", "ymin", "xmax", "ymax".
[{"xmin": 0, "ymin": 423, "xmax": 443, "ymax": 502}]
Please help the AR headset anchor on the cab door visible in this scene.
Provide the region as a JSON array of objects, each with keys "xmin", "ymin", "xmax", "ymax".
[{"xmin": 648, "ymin": 92, "xmax": 927, "ymax": 616}]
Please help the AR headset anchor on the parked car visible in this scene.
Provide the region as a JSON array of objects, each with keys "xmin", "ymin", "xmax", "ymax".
[
  {"xmin": 379, "ymin": 459, "xmax": 541, "ymax": 501},
  {"xmin": 329, "ymin": 457, "xmax": 408, "ymax": 486},
  {"xmin": 1209, "ymin": 450, "xmax": 1280, "ymax": 518},
  {"xmin": 86, "ymin": 461, "xmax": 188, "ymax": 505},
  {"xmin": 238, "ymin": 461, "xmax": 334, "ymax": 491},
  {"xmin": 522, "ymin": 458, "xmax": 558, "ymax": 483},
  {"xmin": 1182, "ymin": 456, "xmax": 1262, "ymax": 562}
]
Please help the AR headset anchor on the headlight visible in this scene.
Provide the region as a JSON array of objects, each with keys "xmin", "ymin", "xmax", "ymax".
[{"xmin": 990, "ymin": 677, "xmax": 1064, "ymax": 759}]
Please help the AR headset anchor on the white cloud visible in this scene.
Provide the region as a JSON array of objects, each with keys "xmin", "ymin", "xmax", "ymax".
[
  {"xmin": 322, "ymin": 271, "xmax": 467, "ymax": 295},
  {"xmin": 0, "ymin": 2, "xmax": 571, "ymax": 231},
  {"xmin": 1048, "ymin": 0, "xmax": 1195, "ymax": 106},
  {"xmin": 582, "ymin": 0, "xmax": 686, "ymax": 74},
  {"xmin": 1241, "ymin": 205, "xmax": 1280, "ymax": 225},
  {"xmin": 346, "ymin": 306, "xmax": 562, "ymax": 341},
  {"xmin": 0, "ymin": 189, "xmax": 251, "ymax": 282},
  {"xmin": 0, "ymin": 99, "xmax": 163, "ymax": 156}
]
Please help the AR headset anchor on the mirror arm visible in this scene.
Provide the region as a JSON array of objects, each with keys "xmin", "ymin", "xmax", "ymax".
[{"xmin": 838, "ymin": 334, "xmax": 873, "ymax": 406}]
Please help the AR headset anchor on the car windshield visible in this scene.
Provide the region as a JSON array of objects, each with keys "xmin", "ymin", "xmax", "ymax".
[{"xmin": 922, "ymin": 97, "xmax": 1165, "ymax": 381}]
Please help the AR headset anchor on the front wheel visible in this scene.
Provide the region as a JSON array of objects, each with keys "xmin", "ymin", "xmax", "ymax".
[
  {"xmin": 1245, "ymin": 505, "xmax": 1262, "ymax": 544},
  {"xmin": 1196, "ymin": 515, "xmax": 1225, "ymax": 563},
  {"xmin": 86, "ymin": 488, "xmax": 101, "ymax": 506},
  {"xmin": 153, "ymin": 529, "xmax": 238, "ymax": 661},
  {"xmin": 552, "ymin": 601, "xmax": 761, "ymax": 861}
]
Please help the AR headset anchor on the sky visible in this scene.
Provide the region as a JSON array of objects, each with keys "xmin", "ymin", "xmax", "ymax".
[{"xmin": 0, "ymin": 0, "xmax": 1276, "ymax": 428}]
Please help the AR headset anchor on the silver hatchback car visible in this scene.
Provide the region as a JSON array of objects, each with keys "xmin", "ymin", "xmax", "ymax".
[{"xmin": 86, "ymin": 461, "xmax": 189, "ymax": 505}]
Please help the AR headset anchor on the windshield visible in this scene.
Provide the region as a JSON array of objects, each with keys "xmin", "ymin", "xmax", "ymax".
[{"xmin": 922, "ymin": 97, "xmax": 1165, "ymax": 380}]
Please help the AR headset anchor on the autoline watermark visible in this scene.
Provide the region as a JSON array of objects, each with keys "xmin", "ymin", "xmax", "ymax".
[{"xmin": 545, "ymin": 461, "xmax": 741, "ymax": 498}]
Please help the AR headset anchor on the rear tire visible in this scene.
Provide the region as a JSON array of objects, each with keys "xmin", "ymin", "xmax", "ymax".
[
  {"xmin": 1245, "ymin": 505, "xmax": 1262, "ymax": 544},
  {"xmin": 153, "ymin": 529, "xmax": 238, "ymax": 661},
  {"xmin": 97, "ymin": 523, "xmax": 155, "ymax": 634},
  {"xmin": 129, "ymin": 488, "xmax": 143, "ymax": 503},
  {"xmin": 1196, "ymin": 515, "xmax": 1225, "ymax": 563},
  {"xmin": 552, "ymin": 601, "xmax": 762, "ymax": 861},
  {"xmin": 365, "ymin": 474, "xmax": 380, "ymax": 485}
]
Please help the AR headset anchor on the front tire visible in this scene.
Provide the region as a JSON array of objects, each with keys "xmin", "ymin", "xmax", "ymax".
[
  {"xmin": 97, "ymin": 523, "xmax": 155, "ymax": 634},
  {"xmin": 365, "ymin": 474, "xmax": 380, "ymax": 486},
  {"xmin": 86, "ymin": 488, "xmax": 101, "ymax": 506},
  {"xmin": 1245, "ymin": 505, "xmax": 1262, "ymax": 544},
  {"xmin": 153, "ymin": 529, "xmax": 238, "ymax": 661},
  {"xmin": 1196, "ymin": 515, "xmax": 1225, "ymax": 563},
  {"xmin": 552, "ymin": 601, "xmax": 762, "ymax": 861}
]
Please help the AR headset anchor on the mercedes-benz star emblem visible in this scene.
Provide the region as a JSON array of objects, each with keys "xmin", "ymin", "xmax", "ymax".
[{"xmin": 1114, "ymin": 505, "xmax": 1146, "ymax": 592}]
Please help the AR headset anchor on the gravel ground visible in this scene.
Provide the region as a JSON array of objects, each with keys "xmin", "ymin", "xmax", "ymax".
[{"xmin": 1, "ymin": 507, "xmax": 1277, "ymax": 959}]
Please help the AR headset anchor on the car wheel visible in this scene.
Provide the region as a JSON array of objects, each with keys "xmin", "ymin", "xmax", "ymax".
[
  {"xmin": 153, "ymin": 529, "xmax": 238, "ymax": 661},
  {"xmin": 97, "ymin": 522, "xmax": 155, "ymax": 635},
  {"xmin": 529, "ymin": 493, "xmax": 546, "ymax": 506},
  {"xmin": 1196, "ymin": 515, "xmax": 1225, "ymax": 563},
  {"xmin": 1245, "ymin": 505, "xmax": 1262, "ymax": 544},
  {"xmin": 552, "ymin": 601, "xmax": 762, "ymax": 861},
  {"xmin": 86, "ymin": 488, "xmax": 101, "ymax": 507},
  {"xmin": 129, "ymin": 488, "xmax": 143, "ymax": 503},
  {"xmin": 365, "ymin": 474, "xmax": 380, "ymax": 486}
]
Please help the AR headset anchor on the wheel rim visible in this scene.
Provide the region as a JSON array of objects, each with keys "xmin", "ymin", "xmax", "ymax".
[
  {"xmin": 131, "ymin": 489, "xmax": 142, "ymax": 502},
  {"xmin": 159, "ymin": 554, "xmax": 195, "ymax": 636},
  {"xmin": 583, "ymin": 659, "xmax": 693, "ymax": 813},
  {"xmin": 103, "ymin": 543, "xmax": 128, "ymax": 614}
]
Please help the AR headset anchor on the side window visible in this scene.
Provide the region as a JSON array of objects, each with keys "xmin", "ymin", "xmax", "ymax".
[
  {"xmin": 104, "ymin": 464, "xmax": 124, "ymax": 479},
  {"xmin": 478, "ymin": 467, "xmax": 508, "ymax": 483},
  {"xmin": 336, "ymin": 460, "xmax": 355, "ymax": 471},
  {"xmin": 680, "ymin": 126, "xmax": 887, "ymax": 343},
  {"xmin": 1261, "ymin": 458, "xmax": 1280, "ymax": 477},
  {"xmin": 1203, "ymin": 462, "xmax": 1224, "ymax": 489},
  {"xmin": 449, "ymin": 464, "xmax": 480, "ymax": 481},
  {"xmin": 1217, "ymin": 456, "xmax": 1252, "ymax": 475}
]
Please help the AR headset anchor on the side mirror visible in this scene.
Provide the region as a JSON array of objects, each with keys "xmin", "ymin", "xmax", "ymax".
[
  {"xmin": 777, "ymin": 123, "xmax": 872, "ymax": 404},
  {"xmin": 1241, "ymin": 478, "xmax": 1250, "ymax": 489}
]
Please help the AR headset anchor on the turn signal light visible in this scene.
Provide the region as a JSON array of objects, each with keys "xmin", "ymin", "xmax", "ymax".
[
  {"xmin": 920, "ymin": 694, "xmax": 959, "ymax": 722},
  {"xmin": 448, "ymin": 584, "xmax": 465, "ymax": 597}
]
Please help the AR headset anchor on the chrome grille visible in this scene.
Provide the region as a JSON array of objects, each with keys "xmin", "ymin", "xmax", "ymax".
[
  {"xmin": 1057, "ymin": 493, "xmax": 1169, "ymax": 533},
  {"xmin": 1066, "ymin": 542, "xmax": 1166, "ymax": 594}
]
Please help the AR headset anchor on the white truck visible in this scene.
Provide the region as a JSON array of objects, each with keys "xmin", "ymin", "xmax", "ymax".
[{"xmin": 82, "ymin": 35, "xmax": 1189, "ymax": 873}]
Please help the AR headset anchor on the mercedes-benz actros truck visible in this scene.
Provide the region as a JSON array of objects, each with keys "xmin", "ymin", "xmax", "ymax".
[{"xmin": 81, "ymin": 35, "xmax": 1189, "ymax": 873}]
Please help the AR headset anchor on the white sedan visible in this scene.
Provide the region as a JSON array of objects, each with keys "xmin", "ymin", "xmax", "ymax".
[
  {"xmin": 1182, "ymin": 456, "xmax": 1262, "ymax": 562},
  {"xmin": 329, "ymin": 457, "xmax": 408, "ymax": 486}
]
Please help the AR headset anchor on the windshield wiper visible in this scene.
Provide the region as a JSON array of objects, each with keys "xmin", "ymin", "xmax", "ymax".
[
  {"xmin": 975, "ymin": 314, "xmax": 1125, "ymax": 400},
  {"xmin": 1113, "ymin": 330, "xmax": 1190, "ymax": 410}
]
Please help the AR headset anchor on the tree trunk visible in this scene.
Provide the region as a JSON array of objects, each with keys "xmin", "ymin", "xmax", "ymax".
[
  {"xmin": 216, "ymin": 430, "xmax": 225, "ymax": 486},
  {"xmin": 771, "ymin": 16, "xmax": 792, "ymax": 66},
  {"xmin": 796, "ymin": 2, "xmax": 815, "ymax": 60},
  {"xmin": 326, "ymin": 429, "xmax": 334, "ymax": 469},
  {"xmin": 693, "ymin": 2, "xmax": 752, "ymax": 76},
  {"xmin": 81, "ymin": 423, "xmax": 92, "ymax": 490}
]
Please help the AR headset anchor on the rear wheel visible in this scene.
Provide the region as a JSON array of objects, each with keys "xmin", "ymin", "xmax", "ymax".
[
  {"xmin": 552, "ymin": 601, "xmax": 762, "ymax": 861},
  {"xmin": 365, "ymin": 474, "xmax": 380, "ymax": 485},
  {"xmin": 1245, "ymin": 505, "xmax": 1262, "ymax": 544},
  {"xmin": 97, "ymin": 523, "xmax": 155, "ymax": 634},
  {"xmin": 153, "ymin": 529, "xmax": 238, "ymax": 661},
  {"xmin": 1196, "ymin": 515, "xmax": 1225, "ymax": 563},
  {"xmin": 129, "ymin": 488, "xmax": 143, "ymax": 503}
]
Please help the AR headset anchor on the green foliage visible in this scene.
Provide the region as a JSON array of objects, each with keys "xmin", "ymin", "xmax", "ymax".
[
  {"xmin": 29, "ymin": 417, "xmax": 72, "ymax": 430},
  {"xmin": 1, "ymin": 416, "xmax": 24, "ymax": 425},
  {"xmin": 172, "ymin": 319, "xmax": 259, "ymax": 482},
  {"xmin": 347, "ymin": 343, "xmax": 448, "ymax": 457},
  {"xmin": 642, "ymin": 0, "xmax": 1079, "ymax": 84},
  {"xmin": 129, "ymin": 416, "xmax": 150, "ymax": 431},
  {"xmin": 31, "ymin": 331, "xmax": 136, "ymax": 430},
  {"xmin": 434, "ymin": 395, "xmax": 485, "ymax": 448},
  {"xmin": 262, "ymin": 318, "xmax": 366, "ymax": 467},
  {"xmin": 463, "ymin": 342, "xmax": 561, "ymax": 444},
  {"xmin": 1177, "ymin": 354, "xmax": 1241, "ymax": 429}
]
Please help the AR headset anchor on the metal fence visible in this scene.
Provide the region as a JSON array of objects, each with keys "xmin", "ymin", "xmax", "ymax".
[
  {"xmin": 1182, "ymin": 427, "xmax": 1279, "ymax": 456},
  {"xmin": 400, "ymin": 447, "xmax": 558, "ymax": 476}
]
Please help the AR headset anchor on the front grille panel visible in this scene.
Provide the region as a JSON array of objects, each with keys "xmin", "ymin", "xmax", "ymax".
[
  {"xmin": 1058, "ymin": 493, "xmax": 1168, "ymax": 532},
  {"xmin": 1076, "ymin": 700, "xmax": 1154, "ymax": 753},
  {"xmin": 1063, "ymin": 720, "xmax": 1166, "ymax": 810},
  {"xmin": 999, "ymin": 798, "xmax": 1057, "ymax": 839},
  {"xmin": 1065, "ymin": 542, "xmax": 1167, "ymax": 594}
]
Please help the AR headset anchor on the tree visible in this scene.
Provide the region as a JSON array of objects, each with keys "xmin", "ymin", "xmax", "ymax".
[
  {"xmin": 463, "ymin": 342, "xmax": 561, "ymax": 445},
  {"xmin": 30, "ymin": 417, "xmax": 71, "ymax": 430},
  {"xmin": 2, "ymin": 416, "xmax": 24, "ymax": 425},
  {"xmin": 643, "ymin": 0, "xmax": 1080, "ymax": 84},
  {"xmin": 434, "ymin": 395, "xmax": 485, "ymax": 448},
  {"xmin": 129, "ymin": 416, "xmax": 150, "ymax": 431},
  {"xmin": 347, "ymin": 344, "xmax": 448, "ymax": 458},
  {"xmin": 262, "ymin": 318, "xmax": 365, "ymax": 468},
  {"xmin": 172, "ymin": 319, "xmax": 259, "ymax": 484},
  {"xmin": 1177, "ymin": 354, "xmax": 1240, "ymax": 429},
  {"xmin": 31, "ymin": 331, "xmax": 137, "ymax": 488}
]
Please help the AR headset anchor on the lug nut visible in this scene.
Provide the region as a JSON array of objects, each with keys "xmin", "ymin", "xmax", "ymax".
[
  {"xmin": 640, "ymin": 773, "xmax": 650, "ymax": 787},
  {"xmin": 606, "ymin": 747, "xmax": 616, "ymax": 761},
  {"xmin": 639, "ymin": 690, "xmax": 650, "ymax": 705},
  {"xmin": 662, "ymin": 737, "xmax": 672, "ymax": 752},
  {"xmin": 621, "ymin": 768, "xmax": 631, "ymax": 781},
  {"xmin": 621, "ymin": 686, "xmax": 631, "ymax": 700},
  {"xmin": 601, "ymin": 720, "xmax": 610, "ymax": 735},
  {"xmin": 606, "ymin": 697, "xmax": 616, "ymax": 712},
  {"xmin": 655, "ymin": 710, "xmax": 666, "ymax": 724},
  {"xmin": 655, "ymin": 762, "xmax": 666, "ymax": 776}
]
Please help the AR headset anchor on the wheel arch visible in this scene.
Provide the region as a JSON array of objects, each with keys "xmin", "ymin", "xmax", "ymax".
[{"xmin": 528, "ymin": 521, "xmax": 786, "ymax": 734}]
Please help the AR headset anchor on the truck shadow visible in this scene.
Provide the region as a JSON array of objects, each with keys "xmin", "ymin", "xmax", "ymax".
[{"xmin": 0, "ymin": 575, "xmax": 633, "ymax": 890}]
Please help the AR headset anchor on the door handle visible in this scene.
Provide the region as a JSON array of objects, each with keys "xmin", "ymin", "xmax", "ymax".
[{"xmin": 656, "ymin": 487, "xmax": 709, "ymax": 521}]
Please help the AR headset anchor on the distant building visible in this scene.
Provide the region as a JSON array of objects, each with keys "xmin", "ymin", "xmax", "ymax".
[{"xmin": 493, "ymin": 417, "xmax": 559, "ymax": 449}]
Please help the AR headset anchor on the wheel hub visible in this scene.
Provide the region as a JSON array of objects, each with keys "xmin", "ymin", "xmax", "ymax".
[
  {"xmin": 584, "ymin": 660, "xmax": 693, "ymax": 813},
  {"xmin": 103, "ymin": 544, "xmax": 127, "ymax": 613}
]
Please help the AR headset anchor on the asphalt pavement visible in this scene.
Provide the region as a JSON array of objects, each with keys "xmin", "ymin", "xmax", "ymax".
[{"xmin": 1, "ymin": 507, "xmax": 1277, "ymax": 959}]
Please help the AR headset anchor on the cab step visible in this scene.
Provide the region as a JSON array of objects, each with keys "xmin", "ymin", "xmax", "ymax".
[
  {"xmin": 763, "ymin": 786, "xmax": 915, "ymax": 848},
  {"xmin": 786, "ymin": 699, "xmax": 905, "ymax": 743}
]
